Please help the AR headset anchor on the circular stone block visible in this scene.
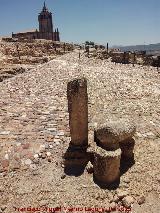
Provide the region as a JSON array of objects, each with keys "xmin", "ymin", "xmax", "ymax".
[{"xmin": 94, "ymin": 119, "xmax": 136, "ymax": 151}]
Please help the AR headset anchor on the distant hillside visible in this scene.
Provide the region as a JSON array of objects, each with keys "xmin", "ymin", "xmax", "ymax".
[{"xmin": 113, "ymin": 43, "xmax": 160, "ymax": 55}]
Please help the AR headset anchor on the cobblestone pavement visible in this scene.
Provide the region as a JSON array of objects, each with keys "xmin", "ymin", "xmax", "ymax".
[{"xmin": 0, "ymin": 51, "xmax": 160, "ymax": 212}]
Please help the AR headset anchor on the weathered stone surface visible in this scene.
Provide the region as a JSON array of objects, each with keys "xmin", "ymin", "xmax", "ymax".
[
  {"xmin": 137, "ymin": 196, "xmax": 145, "ymax": 205},
  {"xmin": 34, "ymin": 154, "xmax": 39, "ymax": 159},
  {"xmin": 67, "ymin": 78, "xmax": 88, "ymax": 147},
  {"xmin": 1, "ymin": 160, "xmax": 9, "ymax": 168},
  {"xmin": 117, "ymin": 189, "xmax": 129, "ymax": 199},
  {"xmin": 41, "ymin": 153, "xmax": 46, "ymax": 159},
  {"xmin": 93, "ymin": 146, "xmax": 121, "ymax": 184},
  {"xmin": 46, "ymin": 152, "xmax": 51, "ymax": 157},
  {"xmin": 24, "ymin": 159, "xmax": 32, "ymax": 166},
  {"xmin": 22, "ymin": 143, "xmax": 30, "ymax": 149},
  {"xmin": 109, "ymin": 202, "xmax": 117, "ymax": 211},
  {"xmin": 94, "ymin": 119, "xmax": 136, "ymax": 151},
  {"xmin": 29, "ymin": 164, "xmax": 37, "ymax": 171},
  {"xmin": 122, "ymin": 195, "xmax": 134, "ymax": 207}
]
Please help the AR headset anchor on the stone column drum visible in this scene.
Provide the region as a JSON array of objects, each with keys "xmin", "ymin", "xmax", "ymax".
[
  {"xmin": 94, "ymin": 120, "xmax": 136, "ymax": 152},
  {"xmin": 67, "ymin": 78, "xmax": 88, "ymax": 148},
  {"xmin": 94, "ymin": 146, "xmax": 121, "ymax": 184}
]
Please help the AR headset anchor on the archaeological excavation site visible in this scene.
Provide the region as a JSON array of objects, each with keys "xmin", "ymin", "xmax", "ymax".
[{"xmin": 0, "ymin": 1, "xmax": 160, "ymax": 213}]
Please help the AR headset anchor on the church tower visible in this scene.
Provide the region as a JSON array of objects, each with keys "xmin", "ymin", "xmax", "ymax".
[
  {"xmin": 38, "ymin": 2, "xmax": 54, "ymax": 40},
  {"xmin": 12, "ymin": 1, "xmax": 60, "ymax": 41}
]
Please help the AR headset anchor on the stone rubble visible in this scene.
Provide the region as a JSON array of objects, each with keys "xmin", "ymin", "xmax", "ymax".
[
  {"xmin": 0, "ymin": 50, "xmax": 160, "ymax": 210},
  {"xmin": 0, "ymin": 39, "xmax": 73, "ymax": 82}
]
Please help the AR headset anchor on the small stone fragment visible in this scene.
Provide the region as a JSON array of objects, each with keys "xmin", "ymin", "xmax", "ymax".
[
  {"xmin": 38, "ymin": 153, "xmax": 42, "ymax": 158},
  {"xmin": 112, "ymin": 194, "xmax": 119, "ymax": 203},
  {"xmin": 41, "ymin": 153, "xmax": 46, "ymax": 159},
  {"xmin": 24, "ymin": 159, "xmax": 32, "ymax": 165},
  {"xmin": 39, "ymin": 144, "xmax": 45, "ymax": 152},
  {"xmin": 49, "ymin": 144, "xmax": 53, "ymax": 149},
  {"xmin": 57, "ymin": 131, "xmax": 65, "ymax": 136},
  {"xmin": 39, "ymin": 199, "xmax": 48, "ymax": 207},
  {"xmin": 47, "ymin": 157, "xmax": 52, "ymax": 162},
  {"xmin": 137, "ymin": 196, "xmax": 145, "ymax": 205},
  {"xmin": 33, "ymin": 158, "xmax": 39, "ymax": 164},
  {"xmin": 1, "ymin": 205, "xmax": 7, "ymax": 211},
  {"xmin": 0, "ymin": 131, "xmax": 10, "ymax": 135},
  {"xmin": 61, "ymin": 174, "xmax": 66, "ymax": 179},
  {"xmin": 1, "ymin": 160, "xmax": 9, "ymax": 168},
  {"xmin": 44, "ymin": 144, "xmax": 49, "ymax": 149},
  {"xmin": 109, "ymin": 202, "xmax": 117, "ymax": 211},
  {"xmin": 30, "ymin": 164, "xmax": 37, "ymax": 171},
  {"xmin": 22, "ymin": 143, "xmax": 30, "ymax": 149},
  {"xmin": 46, "ymin": 152, "xmax": 51, "ymax": 157},
  {"xmin": 34, "ymin": 154, "xmax": 39, "ymax": 159},
  {"xmin": 117, "ymin": 189, "xmax": 129, "ymax": 199},
  {"xmin": 4, "ymin": 154, "xmax": 9, "ymax": 160},
  {"xmin": 122, "ymin": 195, "xmax": 134, "ymax": 207},
  {"xmin": 54, "ymin": 138, "xmax": 61, "ymax": 144}
]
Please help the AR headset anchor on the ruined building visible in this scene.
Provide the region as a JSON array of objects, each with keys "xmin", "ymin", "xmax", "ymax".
[{"xmin": 12, "ymin": 2, "xmax": 60, "ymax": 41}]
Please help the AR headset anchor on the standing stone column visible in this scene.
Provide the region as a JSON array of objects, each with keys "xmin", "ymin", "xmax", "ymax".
[
  {"xmin": 67, "ymin": 78, "xmax": 88, "ymax": 148},
  {"xmin": 107, "ymin": 43, "xmax": 109, "ymax": 54}
]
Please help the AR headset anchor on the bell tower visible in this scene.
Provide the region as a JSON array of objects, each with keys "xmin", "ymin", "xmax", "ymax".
[{"xmin": 38, "ymin": 2, "xmax": 54, "ymax": 39}]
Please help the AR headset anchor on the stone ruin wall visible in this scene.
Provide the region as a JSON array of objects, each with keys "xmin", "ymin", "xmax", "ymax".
[
  {"xmin": 109, "ymin": 51, "xmax": 160, "ymax": 67},
  {"xmin": 12, "ymin": 32, "xmax": 59, "ymax": 41}
]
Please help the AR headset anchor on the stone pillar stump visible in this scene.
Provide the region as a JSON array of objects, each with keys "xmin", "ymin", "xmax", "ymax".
[
  {"xmin": 67, "ymin": 78, "xmax": 88, "ymax": 148},
  {"xmin": 94, "ymin": 146, "xmax": 121, "ymax": 184}
]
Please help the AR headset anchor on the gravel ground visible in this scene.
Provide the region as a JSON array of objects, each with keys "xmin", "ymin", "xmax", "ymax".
[{"xmin": 0, "ymin": 51, "xmax": 160, "ymax": 213}]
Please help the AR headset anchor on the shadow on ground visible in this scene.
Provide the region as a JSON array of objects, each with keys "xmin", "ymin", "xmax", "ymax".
[
  {"xmin": 63, "ymin": 144, "xmax": 89, "ymax": 176},
  {"xmin": 63, "ymin": 142, "xmax": 135, "ymax": 189}
]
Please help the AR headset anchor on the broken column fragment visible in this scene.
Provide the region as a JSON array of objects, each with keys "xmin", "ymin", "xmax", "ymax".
[
  {"xmin": 93, "ymin": 119, "xmax": 136, "ymax": 184},
  {"xmin": 94, "ymin": 119, "xmax": 136, "ymax": 151},
  {"xmin": 67, "ymin": 77, "xmax": 88, "ymax": 148},
  {"xmin": 94, "ymin": 146, "xmax": 121, "ymax": 184}
]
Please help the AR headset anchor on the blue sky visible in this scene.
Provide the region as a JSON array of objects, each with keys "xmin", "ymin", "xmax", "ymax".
[{"xmin": 0, "ymin": 0, "xmax": 159, "ymax": 46}]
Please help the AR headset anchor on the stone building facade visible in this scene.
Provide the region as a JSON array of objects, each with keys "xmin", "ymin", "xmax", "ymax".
[{"xmin": 12, "ymin": 2, "xmax": 60, "ymax": 41}]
